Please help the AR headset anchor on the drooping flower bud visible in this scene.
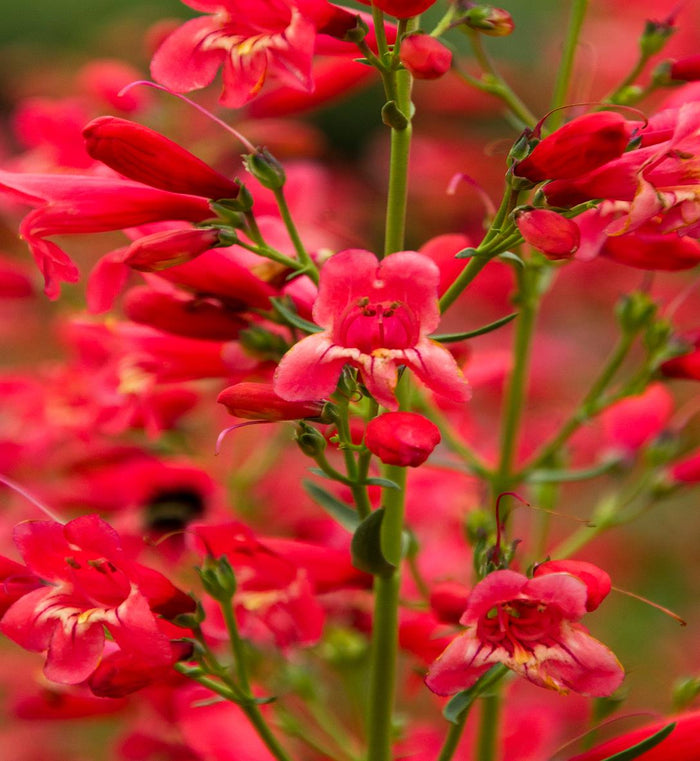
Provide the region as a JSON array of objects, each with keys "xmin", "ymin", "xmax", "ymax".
[
  {"xmin": 365, "ymin": 412, "xmax": 441, "ymax": 467},
  {"xmin": 669, "ymin": 450, "xmax": 700, "ymax": 483},
  {"xmin": 461, "ymin": 6, "xmax": 514, "ymax": 36},
  {"xmin": 123, "ymin": 228, "xmax": 221, "ymax": 271},
  {"xmin": 354, "ymin": 0, "xmax": 437, "ymax": 19},
  {"xmin": 533, "ymin": 559, "xmax": 612, "ymax": 612},
  {"xmin": 243, "ymin": 148, "xmax": 286, "ymax": 190},
  {"xmin": 218, "ymin": 382, "xmax": 325, "ymax": 421},
  {"xmin": 669, "ymin": 54, "xmax": 700, "ymax": 82},
  {"xmin": 513, "ymin": 112, "xmax": 634, "ymax": 183},
  {"xmin": 515, "ymin": 208, "xmax": 580, "ymax": 260},
  {"xmin": 399, "ymin": 33, "xmax": 452, "ymax": 80},
  {"xmin": 639, "ymin": 17, "xmax": 676, "ymax": 58},
  {"xmin": 83, "ymin": 116, "xmax": 240, "ymax": 200}
]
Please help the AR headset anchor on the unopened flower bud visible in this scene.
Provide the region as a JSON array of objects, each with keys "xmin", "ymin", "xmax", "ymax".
[
  {"xmin": 513, "ymin": 112, "xmax": 634, "ymax": 183},
  {"xmin": 399, "ymin": 33, "xmax": 452, "ymax": 80},
  {"xmin": 615, "ymin": 292, "xmax": 657, "ymax": 333},
  {"xmin": 317, "ymin": 7, "xmax": 367, "ymax": 43},
  {"xmin": 198, "ymin": 555, "xmax": 237, "ymax": 601},
  {"xmin": 659, "ymin": 331, "xmax": 700, "ymax": 380},
  {"xmin": 365, "ymin": 412, "xmax": 440, "ymax": 467},
  {"xmin": 669, "ymin": 54, "xmax": 700, "ymax": 82},
  {"xmin": 218, "ymin": 382, "xmax": 326, "ymax": 421},
  {"xmin": 124, "ymin": 228, "xmax": 220, "ymax": 271},
  {"xmin": 640, "ymin": 17, "xmax": 676, "ymax": 58},
  {"xmin": 515, "ymin": 208, "xmax": 580, "ymax": 260},
  {"xmin": 83, "ymin": 116, "xmax": 240, "ymax": 200},
  {"xmin": 533, "ymin": 559, "xmax": 611, "ymax": 611},
  {"xmin": 669, "ymin": 450, "xmax": 700, "ymax": 483},
  {"xmin": 295, "ymin": 421, "xmax": 327, "ymax": 457},
  {"xmin": 243, "ymin": 148, "xmax": 286, "ymax": 190},
  {"xmin": 462, "ymin": 6, "xmax": 514, "ymax": 36}
]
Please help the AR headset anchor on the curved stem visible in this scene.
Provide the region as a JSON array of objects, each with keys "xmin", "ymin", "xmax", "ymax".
[
  {"xmin": 549, "ymin": 0, "xmax": 589, "ymax": 127},
  {"xmin": 492, "ymin": 263, "xmax": 543, "ymax": 497},
  {"xmin": 272, "ymin": 187, "xmax": 319, "ymax": 284}
]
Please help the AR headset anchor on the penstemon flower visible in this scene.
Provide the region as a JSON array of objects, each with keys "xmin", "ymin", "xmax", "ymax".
[
  {"xmin": 273, "ymin": 248, "xmax": 470, "ymax": 409},
  {"xmin": 426, "ymin": 569, "xmax": 624, "ymax": 697}
]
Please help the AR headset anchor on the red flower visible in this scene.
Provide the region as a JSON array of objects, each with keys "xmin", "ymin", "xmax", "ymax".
[
  {"xmin": 399, "ymin": 33, "xmax": 452, "ymax": 80},
  {"xmin": 355, "ymin": 0, "xmax": 437, "ymax": 19},
  {"xmin": 274, "ymin": 249, "xmax": 470, "ymax": 409},
  {"xmin": 426, "ymin": 569, "xmax": 624, "ymax": 697},
  {"xmin": 0, "ymin": 515, "xmax": 194, "ymax": 686}
]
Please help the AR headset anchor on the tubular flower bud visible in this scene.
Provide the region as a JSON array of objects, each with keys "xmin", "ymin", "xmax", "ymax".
[
  {"xmin": 123, "ymin": 228, "xmax": 221, "ymax": 271},
  {"xmin": 462, "ymin": 6, "xmax": 514, "ymax": 36},
  {"xmin": 533, "ymin": 560, "xmax": 612, "ymax": 612},
  {"xmin": 670, "ymin": 54, "xmax": 700, "ymax": 82},
  {"xmin": 83, "ymin": 116, "xmax": 240, "ymax": 200},
  {"xmin": 515, "ymin": 208, "xmax": 580, "ymax": 259},
  {"xmin": 399, "ymin": 33, "xmax": 452, "ymax": 80},
  {"xmin": 218, "ymin": 382, "xmax": 325, "ymax": 421},
  {"xmin": 513, "ymin": 112, "xmax": 634, "ymax": 183},
  {"xmin": 660, "ymin": 331, "xmax": 700, "ymax": 381},
  {"xmin": 365, "ymin": 412, "xmax": 441, "ymax": 467},
  {"xmin": 669, "ymin": 450, "xmax": 700, "ymax": 483},
  {"xmin": 355, "ymin": 0, "xmax": 438, "ymax": 19}
]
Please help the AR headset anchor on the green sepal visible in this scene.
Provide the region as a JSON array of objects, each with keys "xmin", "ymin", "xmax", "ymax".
[
  {"xmin": 270, "ymin": 297, "xmax": 323, "ymax": 334},
  {"xmin": 351, "ymin": 508, "xmax": 395, "ymax": 575},
  {"xmin": 431, "ymin": 312, "xmax": 518, "ymax": 343},
  {"xmin": 595, "ymin": 722, "xmax": 676, "ymax": 761},
  {"xmin": 442, "ymin": 664, "xmax": 509, "ymax": 724},
  {"xmin": 303, "ymin": 480, "xmax": 360, "ymax": 532}
]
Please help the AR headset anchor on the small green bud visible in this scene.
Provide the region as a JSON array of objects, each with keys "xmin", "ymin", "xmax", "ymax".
[
  {"xmin": 640, "ymin": 18, "xmax": 676, "ymax": 58},
  {"xmin": 295, "ymin": 421, "xmax": 327, "ymax": 457},
  {"xmin": 243, "ymin": 148, "xmax": 286, "ymax": 189},
  {"xmin": 673, "ymin": 676, "xmax": 700, "ymax": 711},
  {"xmin": 613, "ymin": 85, "xmax": 643, "ymax": 106},
  {"xmin": 198, "ymin": 555, "xmax": 237, "ymax": 601},
  {"xmin": 461, "ymin": 6, "xmax": 515, "ymax": 36},
  {"xmin": 464, "ymin": 508, "xmax": 495, "ymax": 546},
  {"xmin": 615, "ymin": 292, "xmax": 657, "ymax": 333}
]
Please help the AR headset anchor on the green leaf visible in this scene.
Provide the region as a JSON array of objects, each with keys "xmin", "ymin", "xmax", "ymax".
[
  {"xmin": 303, "ymin": 480, "xmax": 360, "ymax": 531},
  {"xmin": 442, "ymin": 664, "xmax": 509, "ymax": 724},
  {"xmin": 351, "ymin": 508, "xmax": 395, "ymax": 575},
  {"xmin": 363, "ymin": 477, "xmax": 401, "ymax": 489},
  {"xmin": 497, "ymin": 251, "xmax": 525, "ymax": 267},
  {"xmin": 595, "ymin": 722, "xmax": 676, "ymax": 761},
  {"xmin": 431, "ymin": 312, "xmax": 518, "ymax": 343},
  {"xmin": 270, "ymin": 297, "xmax": 323, "ymax": 334}
]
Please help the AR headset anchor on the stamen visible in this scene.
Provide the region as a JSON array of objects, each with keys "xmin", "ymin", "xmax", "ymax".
[
  {"xmin": 0, "ymin": 474, "xmax": 65, "ymax": 523},
  {"xmin": 118, "ymin": 80, "xmax": 257, "ymax": 152}
]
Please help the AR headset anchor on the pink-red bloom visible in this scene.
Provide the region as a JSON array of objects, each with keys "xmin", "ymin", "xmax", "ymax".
[
  {"xmin": 426, "ymin": 569, "xmax": 624, "ymax": 697},
  {"xmin": 355, "ymin": 0, "xmax": 437, "ymax": 19},
  {"xmin": 150, "ymin": 0, "xmax": 357, "ymax": 108},
  {"xmin": 0, "ymin": 515, "xmax": 194, "ymax": 686},
  {"xmin": 274, "ymin": 249, "xmax": 470, "ymax": 409},
  {"xmin": 0, "ymin": 170, "xmax": 211, "ymax": 298}
]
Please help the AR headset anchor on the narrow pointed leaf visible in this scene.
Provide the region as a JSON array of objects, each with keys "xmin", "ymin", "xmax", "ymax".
[
  {"xmin": 443, "ymin": 664, "xmax": 509, "ymax": 724},
  {"xmin": 270, "ymin": 297, "xmax": 323, "ymax": 334},
  {"xmin": 431, "ymin": 312, "xmax": 518, "ymax": 343},
  {"xmin": 303, "ymin": 480, "xmax": 360, "ymax": 531},
  {"xmin": 595, "ymin": 722, "xmax": 676, "ymax": 761},
  {"xmin": 363, "ymin": 477, "xmax": 401, "ymax": 489}
]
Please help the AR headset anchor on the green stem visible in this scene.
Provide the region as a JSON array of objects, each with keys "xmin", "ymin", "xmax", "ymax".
[
  {"xmin": 435, "ymin": 720, "xmax": 467, "ymax": 761},
  {"xmin": 439, "ymin": 189, "xmax": 520, "ymax": 314},
  {"xmin": 460, "ymin": 33, "xmax": 537, "ymax": 127},
  {"xmin": 475, "ymin": 693, "xmax": 501, "ymax": 761},
  {"xmin": 272, "ymin": 187, "xmax": 319, "ymax": 284},
  {"xmin": 220, "ymin": 598, "xmax": 252, "ymax": 694},
  {"xmin": 335, "ymin": 395, "xmax": 372, "ymax": 519},
  {"xmin": 383, "ymin": 64, "xmax": 413, "ymax": 257},
  {"xmin": 366, "ymin": 572, "xmax": 401, "ymax": 761},
  {"xmin": 549, "ymin": 0, "xmax": 589, "ymax": 127},
  {"xmin": 492, "ymin": 263, "xmax": 543, "ymax": 497}
]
